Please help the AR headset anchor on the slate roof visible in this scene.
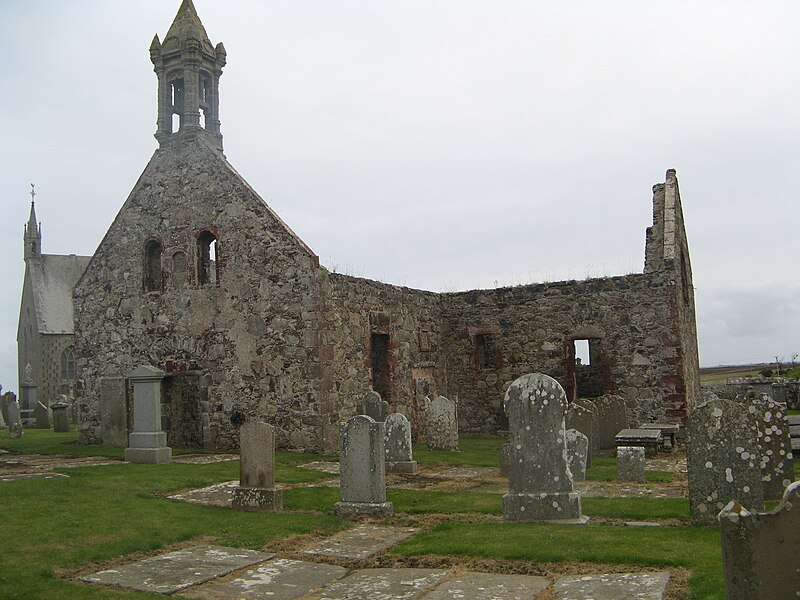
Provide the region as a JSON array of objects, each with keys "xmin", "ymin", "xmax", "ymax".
[{"xmin": 27, "ymin": 254, "xmax": 91, "ymax": 334}]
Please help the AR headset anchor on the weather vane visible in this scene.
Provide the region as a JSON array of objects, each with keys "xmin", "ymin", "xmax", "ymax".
[{"xmin": 30, "ymin": 183, "xmax": 36, "ymax": 206}]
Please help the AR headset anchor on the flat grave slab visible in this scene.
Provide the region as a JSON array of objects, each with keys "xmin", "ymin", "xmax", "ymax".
[
  {"xmin": 304, "ymin": 524, "xmax": 418, "ymax": 560},
  {"xmin": 172, "ymin": 454, "xmax": 239, "ymax": 465},
  {"xmin": 181, "ymin": 558, "xmax": 348, "ymax": 599},
  {"xmin": 554, "ymin": 572, "xmax": 670, "ymax": 600},
  {"xmin": 168, "ymin": 481, "xmax": 238, "ymax": 508},
  {"xmin": 0, "ymin": 472, "xmax": 69, "ymax": 482},
  {"xmin": 615, "ymin": 429, "xmax": 661, "ymax": 457},
  {"xmin": 312, "ymin": 567, "xmax": 447, "ymax": 599},
  {"xmin": 422, "ymin": 571, "xmax": 550, "ymax": 599},
  {"xmin": 81, "ymin": 545, "xmax": 274, "ymax": 594},
  {"xmin": 299, "ymin": 461, "xmax": 341, "ymax": 474}
]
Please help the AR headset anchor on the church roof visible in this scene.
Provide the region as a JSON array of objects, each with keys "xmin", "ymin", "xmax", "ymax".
[
  {"xmin": 162, "ymin": 0, "xmax": 215, "ymax": 55},
  {"xmin": 27, "ymin": 254, "xmax": 91, "ymax": 335}
]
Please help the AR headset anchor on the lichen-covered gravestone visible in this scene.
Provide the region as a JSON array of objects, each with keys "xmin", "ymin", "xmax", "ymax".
[
  {"xmin": 574, "ymin": 398, "xmax": 600, "ymax": 457},
  {"xmin": 357, "ymin": 391, "xmax": 389, "ymax": 422},
  {"xmin": 592, "ymin": 394, "xmax": 628, "ymax": 450},
  {"xmin": 617, "ymin": 446, "xmax": 646, "ymax": 483},
  {"xmin": 566, "ymin": 402, "xmax": 594, "ymax": 468},
  {"xmin": 384, "ymin": 412, "xmax": 417, "ymax": 474},
  {"xmin": 503, "ymin": 373, "xmax": 586, "ymax": 522},
  {"xmin": 718, "ymin": 481, "xmax": 800, "ymax": 600},
  {"xmin": 33, "ymin": 401, "xmax": 50, "ymax": 429},
  {"xmin": 334, "ymin": 415, "xmax": 393, "ymax": 517},
  {"xmin": 566, "ymin": 429, "xmax": 588, "ymax": 481},
  {"xmin": 232, "ymin": 421, "xmax": 283, "ymax": 511},
  {"xmin": 687, "ymin": 396, "xmax": 763, "ymax": 525},
  {"xmin": 425, "ymin": 396, "xmax": 459, "ymax": 451},
  {"xmin": 751, "ymin": 394, "xmax": 795, "ymax": 501}
]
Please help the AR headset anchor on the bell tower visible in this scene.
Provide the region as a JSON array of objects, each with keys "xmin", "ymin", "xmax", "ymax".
[{"xmin": 150, "ymin": 0, "xmax": 227, "ymax": 150}]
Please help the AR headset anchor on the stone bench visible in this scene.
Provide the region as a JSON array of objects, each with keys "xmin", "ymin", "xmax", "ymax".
[
  {"xmin": 638, "ymin": 423, "xmax": 679, "ymax": 450},
  {"xmin": 615, "ymin": 428, "xmax": 661, "ymax": 457}
]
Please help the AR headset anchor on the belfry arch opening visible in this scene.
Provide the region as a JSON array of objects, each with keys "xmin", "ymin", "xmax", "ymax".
[{"xmin": 197, "ymin": 230, "xmax": 218, "ymax": 285}]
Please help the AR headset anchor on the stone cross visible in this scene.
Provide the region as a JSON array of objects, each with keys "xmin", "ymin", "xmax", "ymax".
[
  {"xmin": 502, "ymin": 373, "xmax": 586, "ymax": 523},
  {"xmin": 687, "ymin": 395, "xmax": 763, "ymax": 525},
  {"xmin": 425, "ymin": 395, "xmax": 459, "ymax": 451},
  {"xmin": 334, "ymin": 415, "xmax": 393, "ymax": 517},
  {"xmin": 232, "ymin": 421, "xmax": 283, "ymax": 511},
  {"xmin": 124, "ymin": 365, "xmax": 172, "ymax": 464},
  {"xmin": 751, "ymin": 394, "xmax": 795, "ymax": 501},
  {"xmin": 617, "ymin": 446, "xmax": 645, "ymax": 483},
  {"xmin": 566, "ymin": 428, "xmax": 588, "ymax": 482},
  {"xmin": 357, "ymin": 390, "xmax": 389, "ymax": 422},
  {"xmin": 384, "ymin": 412, "xmax": 417, "ymax": 474}
]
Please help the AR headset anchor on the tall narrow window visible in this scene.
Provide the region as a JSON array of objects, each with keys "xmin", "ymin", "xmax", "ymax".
[
  {"xmin": 169, "ymin": 77, "xmax": 184, "ymax": 132},
  {"xmin": 197, "ymin": 230, "xmax": 218, "ymax": 285},
  {"xmin": 172, "ymin": 251, "xmax": 187, "ymax": 287},
  {"xmin": 144, "ymin": 239, "xmax": 163, "ymax": 292},
  {"xmin": 60, "ymin": 347, "xmax": 75, "ymax": 380},
  {"xmin": 475, "ymin": 333, "xmax": 497, "ymax": 369}
]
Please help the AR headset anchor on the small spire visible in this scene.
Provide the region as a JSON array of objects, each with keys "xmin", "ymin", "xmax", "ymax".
[
  {"xmin": 163, "ymin": 0, "xmax": 214, "ymax": 52},
  {"xmin": 24, "ymin": 183, "xmax": 41, "ymax": 260}
]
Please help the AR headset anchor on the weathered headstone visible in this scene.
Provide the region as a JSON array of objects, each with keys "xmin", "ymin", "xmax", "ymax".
[
  {"xmin": 334, "ymin": 415, "xmax": 392, "ymax": 517},
  {"xmin": 502, "ymin": 373, "xmax": 586, "ymax": 523},
  {"xmin": 566, "ymin": 402, "xmax": 594, "ymax": 468},
  {"xmin": 124, "ymin": 365, "xmax": 171, "ymax": 464},
  {"xmin": 0, "ymin": 392, "xmax": 14, "ymax": 424},
  {"xmin": 33, "ymin": 401, "xmax": 50, "ymax": 429},
  {"xmin": 357, "ymin": 390, "xmax": 389, "ymax": 422},
  {"xmin": 617, "ymin": 446, "xmax": 646, "ymax": 483},
  {"xmin": 425, "ymin": 395, "xmax": 459, "ymax": 451},
  {"xmin": 751, "ymin": 394, "xmax": 795, "ymax": 501},
  {"xmin": 51, "ymin": 400, "xmax": 70, "ymax": 433},
  {"xmin": 592, "ymin": 394, "xmax": 628, "ymax": 450},
  {"xmin": 7, "ymin": 400, "xmax": 23, "ymax": 439},
  {"xmin": 232, "ymin": 422, "xmax": 282, "ymax": 511},
  {"xmin": 574, "ymin": 398, "xmax": 600, "ymax": 457},
  {"xmin": 384, "ymin": 412, "xmax": 417, "ymax": 474},
  {"xmin": 566, "ymin": 428, "xmax": 588, "ymax": 482},
  {"xmin": 718, "ymin": 481, "xmax": 800, "ymax": 600},
  {"xmin": 499, "ymin": 443, "xmax": 511, "ymax": 477},
  {"xmin": 687, "ymin": 396, "xmax": 763, "ymax": 525},
  {"xmin": 0, "ymin": 409, "xmax": 6, "ymax": 429},
  {"xmin": 99, "ymin": 376, "xmax": 129, "ymax": 446}
]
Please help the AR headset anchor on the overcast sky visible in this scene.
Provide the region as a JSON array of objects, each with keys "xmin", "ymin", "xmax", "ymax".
[{"xmin": 1, "ymin": 1, "xmax": 799, "ymax": 394}]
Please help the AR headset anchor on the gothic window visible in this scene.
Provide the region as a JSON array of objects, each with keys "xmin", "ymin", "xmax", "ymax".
[
  {"xmin": 60, "ymin": 347, "xmax": 75, "ymax": 380},
  {"xmin": 144, "ymin": 239, "xmax": 163, "ymax": 292},
  {"xmin": 197, "ymin": 230, "xmax": 218, "ymax": 285},
  {"xmin": 172, "ymin": 251, "xmax": 187, "ymax": 287}
]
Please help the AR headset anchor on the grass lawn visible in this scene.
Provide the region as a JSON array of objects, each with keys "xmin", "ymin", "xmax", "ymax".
[{"xmin": 1, "ymin": 429, "xmax": 720, "ymax": 599}]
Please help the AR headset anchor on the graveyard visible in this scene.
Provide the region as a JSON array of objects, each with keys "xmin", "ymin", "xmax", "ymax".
[{"xmin": 2, "ymin": 409, "xmax": 798, "ymax": 599}]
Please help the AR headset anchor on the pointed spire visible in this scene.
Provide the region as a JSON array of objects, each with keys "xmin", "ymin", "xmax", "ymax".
[
  {"xmin": 162, "ymin": 0, "xmax": 214, "ymax": 53},
  {"xmin": 24, "ymin": 183, "xmax": 41, "ymax": 260}
]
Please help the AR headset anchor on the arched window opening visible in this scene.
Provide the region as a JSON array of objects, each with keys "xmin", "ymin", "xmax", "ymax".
[
  {"xmin": 172, "ymin": 251, "xmax": 187, "ymax": 287},
  {"xmin": 197, "ymin": 231, "xmax": 218, "ymax": 285},
  {"xmin": 168, "ymin": 77, "xmax": 184, "ymax": 133},
  {"xmin": 60, "ymin": 347, "xmax": 76, "ymax": 380},
  {"xmin": 144, "ymin": 239, "xmax": 163, "ymax": 292}
]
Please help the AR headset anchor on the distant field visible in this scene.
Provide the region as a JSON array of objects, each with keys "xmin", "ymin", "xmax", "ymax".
[{"xmin": 699, "ymin": 364, "xmax": 768, "ymax": 384}]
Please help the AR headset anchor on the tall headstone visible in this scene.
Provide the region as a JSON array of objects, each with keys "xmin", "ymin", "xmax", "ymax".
[
  {"xmin": 718, "ymin": 481, "xmax": 800, "ymax": 600},
  {"xmin": 503, "ymin": 373, "xmax": 586, "ymax": 523},
  {"xmin": 384, "ymin": 412, "xmax": 417, "ymax": 474},
  {"xmin": 617, "ymin": 446, "xmax": 646, "ymax": 483},
  {"xmin": 566, "ymin": 402, "xmax": 594, "ymax": 468},
  {"xmin": 99, "ymin": 376, "xmax": 129, "ymax": 446},
  {"xmin": 51, "ymin": 400, "xmax": 70, "ymax": 433},
  {"xmin": 425, "ymin": 395, "xmax": 459, "ymax": 451},
  {"xmin": 687, "ymin": 396, "xmax": 763, "ymax": 525},
  {"xmin": 751, "ymin": 394, "xmax": 795, "ymax": 501},
  {"xmin": 0, "ymin": 392, "xmax": 14, "ymax": 424},
  {"xmin": 334, "ymin": 415, "xmax": 393, "ymax": 517},
  {"xmin": 7, "ymin": 400, "xmax": 23, "ymax": 439},
  {"xmin": 566, "ymin": 428, "xmax": 588, "ymax": 482},
  {"xmin": 591, "ymin": 395, "xmax": 628, "ymax": 450},
  {"xmin": 0, "ymin": 409, "xmax": 6, "ymax": 429},
  {"xmin": 232, "ymin": 422, "xmax": 283, "ymax": 511},
  {"xmin": 33, "ymin": 401, "xmax": 50, "ymax": 429},
  {"xmin": 124, "ymin": 365, "xmax": 171, "ymax": 464},
  {"xmin": 574, "ymin": 398, "xmax": 600, "ymax": 455},
  {"xmin": 357, "ymin": 391, "xmax": 389, "ymax": 422}
]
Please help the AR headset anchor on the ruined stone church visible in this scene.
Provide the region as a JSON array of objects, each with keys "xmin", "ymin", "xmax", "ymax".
[{"xmin": 68, "ymin": 0, "xmax": 699, "ymax": 452}]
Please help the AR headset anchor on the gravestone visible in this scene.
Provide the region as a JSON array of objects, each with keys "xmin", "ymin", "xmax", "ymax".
[
  {"xmin": 592, "ymin": 394, "xmax": 628, "ymax": 450},
  {"xmin": 232, "ymin": 421, "xmax": 282, "ymax": 511},
  {"xmin": 51, "ymin": 401, "xmax": 70, "ymax": 433},
  {"xmin": 502, "ymin": 373, "xmax": 586, "ymax": 522},
  {"xmin": 357, "ymin": 391, "xmax": 389, "ymax": 422},
  {"xmin": 0, "ymin": 409, "xmax": 5, "ymax": 429},
  {"xmin": 565, "ymin": 428, "xmax": 588, "ymax": 481},
  {"xmin": 617, "ymin": 446, "xmax": 646, "ymax": 483},
  {"xmin": 99, "ymin": 376, "xmax": 129, "ymax": 446},
  {"xmin": 33, "ymin": 401, "xmax": 50, "ymax": 429},
  {"xmin": 499, "ymin": 443, "xmax": 511, "ymax": 477},
  {"xmin": 718, "ymin": 481, "xmax": 800, "ymax": 599},
  {"xmin": 566, "ymin": 402, "xmax": 594, "ymax": 467},
  {"xmin": 0, "ymin": 392, "xmax": 14, "ymax": 424},
  {"xmin": 124, "ymin": 365, "xmax": 172, "ymax": 464},
  {"xmin": 7, "ymin": 400, "xmax": 23, "ymax": 439},
  {"xmin": 384, "ymin": 412, "xmax": 417, "ymax": 474},
  {"xmin": 574, "ymin": 398, "xmax": 600, "ymax": 456},
  {"xmin": 687, "ymin": 396, "xmax": 763, "ymax": 525},
  {"xmin": 425, "ymin": 395, "xmax": 459, "ymax": 451},
  {"xmin": 751, "ymin": 394, "xmax": 795, "ymax": 501},
  {"xmin": 334, "ymin": 415, "xmax": 392, "ymax": 517}
]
